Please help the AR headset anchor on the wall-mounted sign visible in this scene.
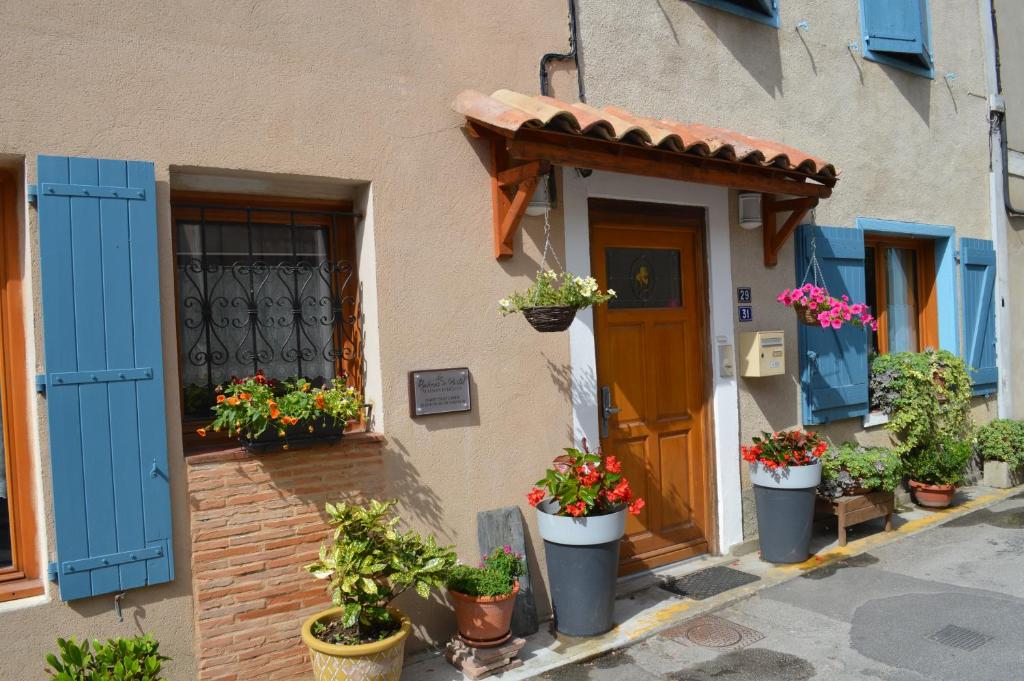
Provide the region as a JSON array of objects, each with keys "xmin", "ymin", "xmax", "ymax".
[
  {"xmin": 738, "ymin": 306, "xmax": 753, "ymax": 322},
  {"xmin": 736, "ymin": 287, "xmax": 752, "ymax": 303},
  {"xmin": 409, "ymin": 368, "xmax": 472, "ymax": 417}
]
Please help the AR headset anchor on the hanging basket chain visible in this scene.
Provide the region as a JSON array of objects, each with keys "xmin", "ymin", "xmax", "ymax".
[
  {"xmin": 532, "ymin": 204, "xmax": 563, "ymax": 307},
  {"xmin": 799, "ymin": 230, "xmax": 829, "ymax": 296}
]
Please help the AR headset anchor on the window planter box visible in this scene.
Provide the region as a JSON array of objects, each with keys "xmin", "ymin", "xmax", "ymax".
[
  {"xmin": 983, "ymin": 460, "xmax": 1024, "ymax": 489},
  {"xmin": 238, "ymin": 419, "xmax": 348, "ymax": 454}
]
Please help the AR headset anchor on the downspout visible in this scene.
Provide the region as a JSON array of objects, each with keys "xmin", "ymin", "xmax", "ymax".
[
  {"xmin": 990, "ymin": 2, "xmax": 1024, "ymax": 217},
  {"xmin": 539, "ymin": 0, "xmax": 585, "ymax": 102}
]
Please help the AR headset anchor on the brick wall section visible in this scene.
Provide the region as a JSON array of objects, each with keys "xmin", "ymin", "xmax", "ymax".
[{"xmin": 186, "ymin": 433, "xmax": 387, "ymax": 681}]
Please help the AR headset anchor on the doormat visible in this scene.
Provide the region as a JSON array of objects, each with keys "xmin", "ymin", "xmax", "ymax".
[
  {"xmin": 661, "ymin": 614, "xmax": 765, "ymax": 651},
  {"xmin": 659, "ymin": 565, "xmax": 760, "ymax": 600}
]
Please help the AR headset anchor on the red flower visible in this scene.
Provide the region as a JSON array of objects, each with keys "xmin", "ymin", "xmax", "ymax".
[
  {"xmin": 527, "ymin": 488, "xmax": 546, "ymax": 508},
  {"xmin": 565, "ymin": 501, "xmax": 587, "ymax": 517},
  {"xmin": 604, "ymin": 455, "xmax": 622, "ymax": 474},
  {"xmin": 607, "ymin": 479, "xmax": 633, "ymax": 504},
  {"xmin": 577, "ymin": 465, "xmax": 601, "ymax": 487},
  {"xmin": 628, "ymin": 499, "xmax": 646, "ymax": 516}
]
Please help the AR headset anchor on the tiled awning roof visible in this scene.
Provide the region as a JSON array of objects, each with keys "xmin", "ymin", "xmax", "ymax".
[{"xmin": 454, "ymin": 89, "xmax": 837, "ymax": 187}]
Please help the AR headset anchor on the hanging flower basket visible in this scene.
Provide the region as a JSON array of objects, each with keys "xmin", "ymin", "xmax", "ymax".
[
  {"xmin": 499, "ymin": 270, "xmax": 615, "ymax": 334},
  {"xmin": 778, "ymin": 284, "xmax": 877, "ymax": 331}
]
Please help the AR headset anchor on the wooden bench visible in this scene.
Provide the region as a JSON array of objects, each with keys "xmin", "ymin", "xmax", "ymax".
[{"xmin": 815, "ymin": 491, "xmax": 895, "ymax": 547}]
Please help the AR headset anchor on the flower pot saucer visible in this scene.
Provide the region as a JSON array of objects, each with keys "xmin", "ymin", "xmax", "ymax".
[{"xmin": 457, "ymin": 631, "xmax": 512, "ymax": 649}]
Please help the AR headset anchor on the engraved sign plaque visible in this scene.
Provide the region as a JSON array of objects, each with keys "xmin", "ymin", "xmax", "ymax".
[{"xmin": 409, "ymin": 368, "xmax": 472, "ymax": 417}]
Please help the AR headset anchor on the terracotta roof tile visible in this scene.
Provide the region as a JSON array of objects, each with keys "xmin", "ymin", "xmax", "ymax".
[{"xmin": 455, "ymin": 89, "xmax": 837, "ymax": 184}]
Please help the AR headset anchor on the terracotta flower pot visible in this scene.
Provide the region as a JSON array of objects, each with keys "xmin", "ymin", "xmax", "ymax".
[
  {"xmin": 449, "ymin": 581, "xmax": 520, "ymax": 647},
  {"xmin": 908, "ymin": 479, "xmax": 956, "ymax": 508},
  {"xmin": 301, "ymin": 606, "xmax": 410, "ymax": 681}
]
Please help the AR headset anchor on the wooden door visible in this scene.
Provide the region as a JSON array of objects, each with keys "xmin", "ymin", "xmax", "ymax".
[{"xmin": 590, "ymin": 199, "xmax": 712, "ymax": 574}]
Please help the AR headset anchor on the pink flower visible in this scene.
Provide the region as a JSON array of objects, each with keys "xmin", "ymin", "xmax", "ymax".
[
  {"xmin": 831, "ymin": 319, "xmax": 843, "ymax": 330},
  {"xmin": 777, "ymin": 289, "xmax": 791, "ymax": 304},
  {"xmin": 820, "ymin": 318, "xmax": 831, "ymax": 328},
  {"xmin": 850, "ymin": 303, "xmax": 863, "ymax": 315},
  {"xmin": 808, "ymin": 301, "xmax": 818, "ymax": 310}
]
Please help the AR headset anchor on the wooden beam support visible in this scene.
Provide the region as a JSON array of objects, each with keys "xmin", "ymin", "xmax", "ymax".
[
  {"xmin": 762, "ymin": 194, "xmax": 818, "ymax": 267},
  {"xmin": 488, "ymin": 142, "xmax": 549, "ymax": 259}
]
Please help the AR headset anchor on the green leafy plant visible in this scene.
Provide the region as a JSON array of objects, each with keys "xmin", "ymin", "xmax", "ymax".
[
  {"xmin": 197, "ymin": 370, "xmax": 363, "ymax": 441},
  {"xmin": 818, "ymin": 443, "xmax": 903, "ymax": 498},
  {"xmin": 904, "ymin": 437, "xmax": 973, "ymax": 486},
  {"xmin": 528, "ymin": 440, "xmax": 645, "ymax": 517},
  {"xmin": 45, "ymin": 635, "xmax": 168, "ymax": 681},
  {"xmin": 870, "ymin": 350, "xmax": 973, "ymax": 456},
  {"xmin": 499, "ymin": 270, "xmax": 615, "ymax": 314},
  {"xmin": 305, "ymin": 499, "xmax": 457, "ymax": 646},
  {"xmin": 447, "ymin": 546, "xmax": 526, "ymax": 598},
  {"xmin": 741, "ymin": 430, "xmax": 827, "ymax": 470},
  {"xmin": 974, "ymin": 419, "xmax": 1024, "ymax": 468}
]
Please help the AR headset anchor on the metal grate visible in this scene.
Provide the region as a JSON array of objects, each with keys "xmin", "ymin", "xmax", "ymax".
[
  {"xmin": 927, "ymin": 625, "xmax": 993, "ymax": 651},
  {"xmin": 662, "ymin": 614, "xmax": 765, "ymax": 651},
  {"xmin": 659, "ymin": 565, "xmax": 761, "ymax": 600}
]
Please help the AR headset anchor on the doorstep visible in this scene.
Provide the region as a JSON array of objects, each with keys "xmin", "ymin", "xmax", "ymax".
[{"xmin": 401, "ymin": 484, "xmax": 1021, "ymax": 681}]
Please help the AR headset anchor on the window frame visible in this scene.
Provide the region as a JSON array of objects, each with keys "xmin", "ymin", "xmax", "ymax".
[
  {"xmin": 865, "ymin": 234, "xmax": 938, "ymax": 355},
  {"xmin": 170, "ymin": 191, "xmax": 361, "ymax": 453},
  {"xmin": 689, "ymin": 0, "xmax": 780, "ymax": 28},
  {"xmin": 0, "ymin": 170, "xmax": 42, "ymax": 602},
  {"xmin": 858, "ymin": 0, "xmax": 935, "ymax": 79}
]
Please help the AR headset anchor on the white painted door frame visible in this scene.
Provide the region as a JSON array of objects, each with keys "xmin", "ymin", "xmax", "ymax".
[{"xmin": 561, "ymin": 168, "xmax": 744, "ymax": 554}]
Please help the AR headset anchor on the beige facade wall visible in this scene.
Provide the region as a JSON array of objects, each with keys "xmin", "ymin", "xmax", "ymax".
[{"xmin": 0, "ymin": 1, "xmax": 574, "ymax": 678}]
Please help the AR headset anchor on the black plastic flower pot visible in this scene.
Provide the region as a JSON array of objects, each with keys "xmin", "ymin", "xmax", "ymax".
[
  {"xmin": 750, "ymin": 462, "xmax": 821, "ymax": 564},
  {"xmin": 238, "ymin": 419, "xmax": 346, "ymax": 454}
]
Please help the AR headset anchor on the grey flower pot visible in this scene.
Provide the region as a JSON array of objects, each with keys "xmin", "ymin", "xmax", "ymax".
[
  {"xmin": 536, "ymin": 501, "xmax": 626, "ymax": 637},
  {"xmin": 750, "ymin": 462, "xmax": 821, "ymax": 564}
]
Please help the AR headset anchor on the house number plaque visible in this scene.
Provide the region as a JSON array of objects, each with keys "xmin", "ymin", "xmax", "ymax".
[{"xmin": 409, "ymin": 368, "xmax": 472, "ymax": 417}]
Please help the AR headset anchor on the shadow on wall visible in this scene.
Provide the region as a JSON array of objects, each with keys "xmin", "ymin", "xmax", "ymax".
[
  {"xmin": 878, "ymin": 64, "xmax": 932, "ymax": 125},
  {"xmin": 384, "ymin": 436, "xmax": 446, "ymax": 535},
  {"xmin": 686, "ymin": 5, "xmax": 783, "ymax": 97}
]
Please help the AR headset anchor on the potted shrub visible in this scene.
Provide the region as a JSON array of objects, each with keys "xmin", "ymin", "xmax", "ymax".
[
  {"xmin": 499, "ymin": 270, "xmax": 615, "ymax": 332},
  {"xmin": 975, "ymin": 419, "xmax": 1024, "ymax": 488},
  {"xmin": 45, "ymin": 635, "xmax": 168, "ymax": 680},
  {"xmin": 196, "ymin": 370, "xmax": 365, "ymax": 453},
  {"xmin": 526, "ymin": 440, "xmax": 644, "ymax": 636},
  {"xmin": 446, "ymin": 546, "xmax": 525, "ymax": 647},
  {"xmin": 818, "ymin": 443, "xmax": 902, "ymax": 498},
  {"xmin": 303, "ymin": 500, "xmax": 456, "ymax": 681},
  {"xmin": 904, "ymin": 438, "xmax": 973, "ymax": 508},
  {"xmin": 742, "ymin": 430, "xmax": 827, "ymax": 563}
]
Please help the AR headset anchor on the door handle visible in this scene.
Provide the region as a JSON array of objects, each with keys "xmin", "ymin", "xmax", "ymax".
[{"xmin": 600, "ymin": 385, "xmax": 621, "ymax": 438}]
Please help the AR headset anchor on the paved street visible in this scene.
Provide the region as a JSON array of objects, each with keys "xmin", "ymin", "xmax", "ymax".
[{"xmin": 538, "ymin": 492, "xmax": 1024, "ymax": 681}]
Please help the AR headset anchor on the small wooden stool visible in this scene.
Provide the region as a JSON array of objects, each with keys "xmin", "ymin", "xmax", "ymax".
[{"xmin": 815, "ymin": 491, "xmax": 895, "ymax": 547}]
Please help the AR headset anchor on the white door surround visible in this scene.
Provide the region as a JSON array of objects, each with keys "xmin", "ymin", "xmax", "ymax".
[{"xmin": 561, "ymin": 168, "xmax": 744, "ymax": 554}]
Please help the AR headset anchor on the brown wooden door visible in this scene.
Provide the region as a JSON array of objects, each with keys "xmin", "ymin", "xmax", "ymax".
[{"xmin": 590, "ymin": 199, "xmax": 712, "ymax": 574}]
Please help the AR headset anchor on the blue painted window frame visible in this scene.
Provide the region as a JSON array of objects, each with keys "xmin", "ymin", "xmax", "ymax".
[
  {"xmin": 856, "ymin": 217, "xmax": 957, "ymax": 354},
  {"xmin": 690, "ymin": 0, "xmax": 780, "ymax": 28},
  {"xmin": 858, "ymin": 0, "xmax": 935, "ymax": 79}
]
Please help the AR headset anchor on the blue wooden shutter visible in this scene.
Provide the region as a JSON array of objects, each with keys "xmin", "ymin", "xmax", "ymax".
[
  {"xmin": 796, "ymin": 225, "xmax": 870, "ymax": 424},
  {"xmin": 861, "ymin": 0, "xmax": 932, "ymax": 73},
  {"xmin": 690, "ymin": 0, "xmax": 780, "ymax": 27},
  {"xmin": 37, "ymin": 155, "xmax": 173, "ymax": 601},
  {"xmin": 959, "ymin": 238, "xmax": 997, "ymax": 396}
]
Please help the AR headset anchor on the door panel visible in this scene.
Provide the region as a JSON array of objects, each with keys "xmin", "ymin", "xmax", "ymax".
[{"xmin": 590, "ymin": 200, "xmax": 711, "ymax": 574}]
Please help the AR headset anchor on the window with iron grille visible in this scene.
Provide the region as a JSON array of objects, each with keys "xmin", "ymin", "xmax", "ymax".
[{"xmin": 172, "ymin": 193, "xmax": 361, "ymax": 437}]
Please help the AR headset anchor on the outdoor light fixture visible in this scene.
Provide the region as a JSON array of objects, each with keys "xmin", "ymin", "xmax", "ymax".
[
  {"xmin": 525, "ymin": 175, "xmax": 551, "ymax": 216},
  {"xmin": 738, "ymin": 192, "xmax": 762, "ymax": 230}
]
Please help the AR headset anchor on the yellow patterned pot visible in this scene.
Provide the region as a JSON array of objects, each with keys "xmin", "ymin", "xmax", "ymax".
[{"xmin": 301, "ymin": 607, "xmax": 410, "ymax": 681}]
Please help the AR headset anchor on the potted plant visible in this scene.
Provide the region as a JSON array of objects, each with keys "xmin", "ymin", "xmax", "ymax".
[
  {"xmin": 499, "ymin": 270, "xmax": 615, "ymax": 332},
  {"xmin": 446, "ymin": 546, "xmax": 525, "ymax": 647},
  {"xmin": 742, "ymin": 430, "xmax": 827, "ymax": 563},
  {"xmin": 776, "ymin": 284, "xmax": 877, "ymax": 330},
  {"xmin": 196, "ymin": 370, "xmax": 365, "ymax": 453},
  {"xmin": 303, "ymin": 500, "xmax": 456, "ymax": 681},
  {"xmin": 904, "ymin": 438, "xmax": 973, "ymax": 508},
  {"xmin": 45, "ymin": 635, "xmax": 168, "ymax": 680},
  {"xmin": 527, "ymin": 440, "xmax": 644, "ymax": 636},
  {"xmin": 975, "ymin": 419, "xmax": 1024, "ymax": 488},
  {"xmin": 818, "ymin": 443, "xmax": 902, "ymax": 499}
]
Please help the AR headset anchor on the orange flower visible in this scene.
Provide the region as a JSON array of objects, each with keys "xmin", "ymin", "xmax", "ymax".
[
  {"xmin": 216, "ymin": 395, "xmax": 225, "ymax": 404},
  {"xmin": 315, "ymin": 394, "xmax": 325, "ymax": 409},
  {"xmin": 239, "ymin": 392, "xmax": 251, "ymax": 401},
  {"xmin": 226, "ymin": 396, "xmax": 240, "ymax": 406},
  {"xmin": 196, "ymin": 428, "xmax": 207, "ymax": 438},
  {"xmin": 269, "ymin": 406, "xmax": 281, "ymax": 419}
]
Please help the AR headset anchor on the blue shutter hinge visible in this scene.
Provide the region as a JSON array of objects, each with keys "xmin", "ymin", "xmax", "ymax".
[
  {"xmin": 47, "ymin": 561, "xmax": 59, "ymax": 582},
  {"xmin": 27, "ymin": 185, "xmax": 38, "ymax": 207},
  {"xmin": 35, "ymin": 374, "xmax": 47, "ymax": 394},
  {"xmin": 954, "ymin": 249, "xmax": 961, "ymax": 265}
]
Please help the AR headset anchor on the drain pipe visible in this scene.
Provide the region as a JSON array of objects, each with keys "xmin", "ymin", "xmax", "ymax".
[
  {"xmin": 539, "ymin": 0, "xmax": 585, "ymax": 102},
  {"xmin": 990, "ymin": 3, "xmax": 1024, "ymax": 217}
]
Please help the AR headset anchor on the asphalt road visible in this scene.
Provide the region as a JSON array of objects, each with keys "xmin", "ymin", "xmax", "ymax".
[{"xmin": 540, "ymin": 491, "xmax": 1024, "ymax": 681}]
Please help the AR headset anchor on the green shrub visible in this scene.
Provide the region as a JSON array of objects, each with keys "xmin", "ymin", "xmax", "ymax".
[
  {"xmin": 870, "ymin": 349, "xmax": 973, "ymax": 456},
  {"xmin": 904, "ymin": 438, "xmax": 973, "ymax": 486},
  {"xmin": 447, "ymin": 546, "xmax": 526, "ymax": 597},
  {"xmin": 45, "ymin": 635, "xmax": 167, "ymax": 681},
  {"xmin": 819, "ymin": 443, "xmax": 902, "ymax": 498},
  {"xmin": 974, "ymin": 419, "xmax": 1024, "ymax": 467}
]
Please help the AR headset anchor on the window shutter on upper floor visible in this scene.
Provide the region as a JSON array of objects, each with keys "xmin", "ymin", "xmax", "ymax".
[
  {"xmin": 959, "ymin": 238, "xmax": 997, "ymax": 396},
  {"xmin": 689, "ymin": 0, "xmax": 780, "ymax": 28},
  {"xmin": 796, "ymin": 225, "xmax": 870, "ymax": 425},
  {"xmin": 36, "ymin": 155, "xmax": 173, "ymax": 601},
  {"xmin": 860, "ymin": 0, "xmax": 933, "ymax": 75}
]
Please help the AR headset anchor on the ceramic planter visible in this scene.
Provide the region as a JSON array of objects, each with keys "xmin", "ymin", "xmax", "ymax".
[
  {"xmin": 449, "ymin": 581, "xmax": 520, "ymax": 647},
  {"xmin": 750, "ymin": 461, "xmax": 821, "ymax": 564},
  {"xmin": 301, "ymin": 606, "xmax": 410, "ymax": 681},
  {"xmin": 983, "ymin": 460, "xmax": 1024, "ymax": 489},
  {"xmin": 908, "ymin": 479, "xmax": 956, "ymax": 508},
  {"xmin": 536, "ymin": 500, "xmax": 626, "ymax": 637}
]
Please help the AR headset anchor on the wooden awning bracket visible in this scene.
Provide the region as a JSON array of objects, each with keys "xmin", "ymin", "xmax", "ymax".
[
  {"xmin": 762, "ymin": 195, "xmax": 818, "ymax": 267},
  {"xmin": 489, "ymin": 141, "xmax": 550, "ymax": 259}
]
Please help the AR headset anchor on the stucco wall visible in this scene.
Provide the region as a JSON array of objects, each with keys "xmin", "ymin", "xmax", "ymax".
[
  {"xmin": 0, "ymin": 1, "xmax": 574, "ymax": 677},
  {"xmin": 576, "ymin": 0, "xmax": 995, "ymax": 538}
]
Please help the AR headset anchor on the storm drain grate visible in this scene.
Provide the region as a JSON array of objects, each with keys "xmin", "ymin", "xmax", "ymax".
[
  {"xmin": 659, "ymin": 565, "xmax": 761, "ymax": 600},
  {"xmin": 927, "ymin": 625, "xmax": 993, "ymax": 651},
  {"xmin": 662, "ymin": 614, "xmax": 765, "ymax": 651}
]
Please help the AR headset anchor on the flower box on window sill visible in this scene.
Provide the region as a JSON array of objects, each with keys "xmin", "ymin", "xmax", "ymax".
[{"xmin": 239, "ymin": 419, "xmax": 349, "ymax": 454}]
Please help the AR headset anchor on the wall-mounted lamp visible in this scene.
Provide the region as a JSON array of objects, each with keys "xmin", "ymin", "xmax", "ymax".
[
  {"xmin": 525, "ymin": 174, "xmax": 551, "ymax": 216},
  {"xmin": 738, "ymin": 192, "xmax": 762, "ymax": 230}
]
